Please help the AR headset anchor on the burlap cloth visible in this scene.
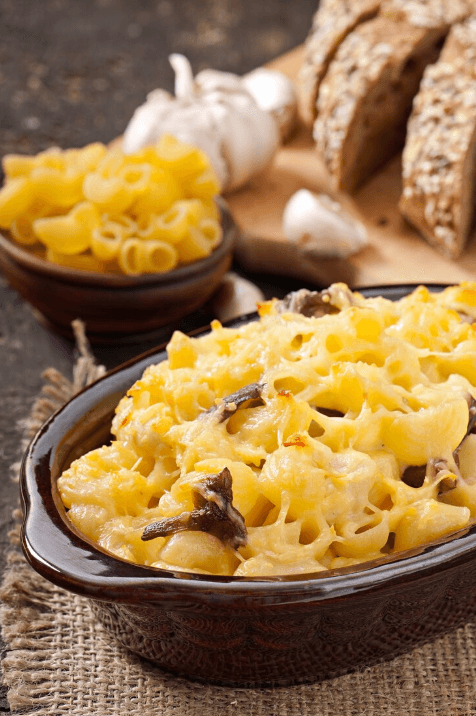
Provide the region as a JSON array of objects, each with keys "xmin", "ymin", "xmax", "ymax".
[{"xmin": 2, "ymin": 324, "xmax": 476, "ymax": 715}]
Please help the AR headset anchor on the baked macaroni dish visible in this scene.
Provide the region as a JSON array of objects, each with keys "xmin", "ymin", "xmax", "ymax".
[{"xmin": 58, "ymin": 283, "xmax": 476, "ymax": 576}]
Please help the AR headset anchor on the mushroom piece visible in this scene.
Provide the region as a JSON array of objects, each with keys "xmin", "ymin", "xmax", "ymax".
[
  {"xmin": 142, "ymin": 467, "xmax": 247, "ymax": 550},
  {"xmin": 454, "ymin": 395, "xmax": 476, "ymax": 465},
  {"xmin": 401, "ymin": 458, "xmax": 458, "ymax": 494},
  {"xmin": 276, "ymin": 284, "xmax": 356, "ymax": 318},
  {"xmin": 202, "ymin": 382, "xmax": 265, "ymax": 423}
]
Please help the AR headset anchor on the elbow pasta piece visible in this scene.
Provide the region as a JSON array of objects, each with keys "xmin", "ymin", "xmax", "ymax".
[
  {"xmin": 33, "ymin": 201, "xmax": 100, "ymax": 254},
  {"xmin": 141, "ymin": 239, "xmax": 178, "ymax": 273},
  {"xmin": 91, "ymin": 224, "xmax": 123, "ymax": 261},
  {"xmin": 118, "ymin": 238, "xmax": 178, "ymax": 275},
  {"xmin": 154, "ymin": 134, "xmax": 210, "ymax": 179},
  {"xmin": 9, "ymin": 215, "xmax": 38, "ymax": 246},
  {"xmin": 30, "ymin": 166, "xmax": 84, "ymax": 208},
  {"xmin": 176, "ymin": 221, "xmax": 222, "ymax": 263},
  {"xmin": 46, "ymin": 248, "xmax": 110, "ymax": 272},
  {"xmin": 58, "ymin": 283, "xmax": 476, "ymax": 576},
  {"xmin": 0, "ymin": 177, "xmax": 34, "ymax": 229},
  {"xmin": 0, "ymin": 135, "xmax": 222, "ymax": 275},
  {"xmin": 131, "ymin": 166, "xmax": 181, "ymax": 216},
  {"xmin": 82, "ymin": 173, "xmax": 135, "ymax": 214}
]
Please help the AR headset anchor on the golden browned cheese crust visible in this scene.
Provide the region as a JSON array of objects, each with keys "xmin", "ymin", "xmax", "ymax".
[{"xmin": 400, "ymin": 18, "xmax": 476, "ymax": 258}]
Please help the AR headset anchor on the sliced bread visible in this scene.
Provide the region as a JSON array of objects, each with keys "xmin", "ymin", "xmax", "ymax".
[
  {"xmin": 299, "ymin": 0, "xmax": 381, "ymax": 126},
  {"xmin": 313, "ymin": 14, "xmax": 447, "ymax": 191},
  {"xmin": 399, "ymin": 18, "xmax": 476, "ymax": 258}
]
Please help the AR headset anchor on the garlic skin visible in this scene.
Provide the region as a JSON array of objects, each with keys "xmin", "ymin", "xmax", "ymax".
[
  {"xmin": 122, "ymin": 54, "xmax": 280, "ymax": 193},
  {"xmin": 242, "ymin": 68, "xmax": 297, "ymax": 141},
  {"xmin": 282, "ymin": 189, "xmax": 368, "ymax": 259},
  {"xmin": 211, "ymin": 272, "xmax": 265, "ymax": 323}
]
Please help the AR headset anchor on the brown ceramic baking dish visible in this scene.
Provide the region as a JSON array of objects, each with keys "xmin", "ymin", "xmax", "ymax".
[
  {"xmin": 20, "ymin": 284, "xmax": 476, "ymax": 687},
  {"xmin": 0, "ymin": 199, "xmax": 235, "ymax": 342}
]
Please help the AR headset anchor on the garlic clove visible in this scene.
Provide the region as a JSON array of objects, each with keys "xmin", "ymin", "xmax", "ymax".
[
  {"xmin": 195, "ymin": 68, "xmax": 246, "ymax": 95},
  {"xmin": 212, "ymin": 96, "xmax": 279, "ymax": 192},
  {"xmin": 122, "ymin": 89, "xmax": 174, "ymax": 154},
  {"xmin": 242, "ymin": 68, "xmax": 298, "ymax": 141},
  {"xmin": 211, "ymin": 272, "xmax": 265, "ymax": 323},
  {"xmin": 169, "ymin": 53, "xmax": 196, "ymax": 98},
  {"xmin": 282, "ymin": 189, "xmax": 368, "ymax": 259}
]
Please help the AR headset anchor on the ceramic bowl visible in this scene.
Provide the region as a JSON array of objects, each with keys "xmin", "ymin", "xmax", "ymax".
[
  {"xmin": 20, "ymin": 284, "xmax": 476, "ymax": 687},
  {"xmin": 0, "ymin": 200, "xmax": 235, "ymax": 342}
]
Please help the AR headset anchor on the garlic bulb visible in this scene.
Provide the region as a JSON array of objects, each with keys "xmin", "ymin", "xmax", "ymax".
[
  {"xmin": 282, "ymin": 189, "xmax": 368, "ymax": 259},
  {"xmin": 122, "ymin": 54, "xmax": 281, "ymax": 193},
  {"xmin": 242, "ymin": 68, "xmax": 297, "ymax": 141}
]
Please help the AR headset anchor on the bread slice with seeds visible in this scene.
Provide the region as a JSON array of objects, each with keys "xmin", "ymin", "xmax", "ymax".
[
  {"xmin": 382, "ymin": 0, "xmax": 472, "ymax": 28},
  {"xmin": 313, "ymin": 14, "xmax": 447, "ymax": 192},
  {"xmin": 399, "ymin": 18, "xmax": 476, "ymax": 258},
  {"xmin": 299, "ymin": 0, "xmax": 382, "ymax": 126}
]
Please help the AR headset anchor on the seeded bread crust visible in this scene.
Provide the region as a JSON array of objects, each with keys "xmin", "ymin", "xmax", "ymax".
[
  {"xmin": 299, "ymin": 0, "xmax": 381, "ymax": 126},
  {"xmin": 313, "ymin": 15, "xmax": 447, "ymax": 192},
  {"xmin": 381, "ymin": 0, "xmax": 472, "ymax": 28},
  {"xmin": 399, "ymin": 18, "xmax": 476, "ymax": 258}
]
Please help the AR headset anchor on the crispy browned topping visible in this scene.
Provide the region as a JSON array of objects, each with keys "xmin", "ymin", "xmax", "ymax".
[{"xmin": 141, "ymin": 468, "xmax": 248, "ymax": 550}]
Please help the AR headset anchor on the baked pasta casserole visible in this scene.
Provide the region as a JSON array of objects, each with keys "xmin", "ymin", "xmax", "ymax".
[{"xmin": 58, "ymin": 283, "xmax": 476, "ymax": 576}]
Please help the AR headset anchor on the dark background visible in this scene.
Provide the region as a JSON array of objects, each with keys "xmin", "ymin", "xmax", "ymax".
[{"xmin": 0, "ymin": 0, "xmax": 318, "ymax": 710}]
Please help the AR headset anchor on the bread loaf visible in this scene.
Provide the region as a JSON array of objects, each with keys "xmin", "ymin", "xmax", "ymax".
[
  {"xmin": 399, "ymin": 18, "xmax": 476, "ymax": 258},
  {"xmin": 382, "ymin": 0, "xmax": 472, "ymax": 27},
  {"xmin": 299, "ymin": 0, "xmax": 381, "ymax": 126},
  {"xmin": 313, "ymin": 15, "xmax": 446, "ymax": 191}
]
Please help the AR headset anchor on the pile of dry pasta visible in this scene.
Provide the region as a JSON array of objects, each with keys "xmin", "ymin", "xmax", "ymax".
[
  {"xmin": 0, "ymin": 135, "xmax": 221, "ymax": 275},
  {"xmin": 58, "ymin": 283, "xmax": 476, "ymax": 577}
]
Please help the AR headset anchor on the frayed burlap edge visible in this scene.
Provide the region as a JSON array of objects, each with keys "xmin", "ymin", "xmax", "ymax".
[
  {"xmin": 1, "ymin": 320, "xmax": 106, "ymax": 713},
  {"xmin": 2, "ymin": 326, "xmax": 476, "ymax": 715}
]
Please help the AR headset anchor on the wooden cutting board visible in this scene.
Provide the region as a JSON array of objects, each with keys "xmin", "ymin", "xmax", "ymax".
[{"xmin": 227, "ymin": 45, "xmax": 476, "ymax": 289}]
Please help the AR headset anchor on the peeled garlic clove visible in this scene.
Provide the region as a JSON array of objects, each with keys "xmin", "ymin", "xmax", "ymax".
[
  {"xmin": 282, "ymin": 189, "xmax": 368, "ymax": 259},
  {"xmin": 242, "ymin": 68, "xmax": 298, "ymax": 141}
]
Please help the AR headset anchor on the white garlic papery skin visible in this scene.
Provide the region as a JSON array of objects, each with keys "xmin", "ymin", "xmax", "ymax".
[
  {"xmin": 211, "ymin": 272, "xmax": 265, "ymax": 323},
  {"xmin": 242, "ymin": 68, "xmax": 297, "ymax": 141},
  {"xmin": 122, "ymin": 54, "xmax": 280, "ymax": 193},
  {"xmin": 283, "ymin": 189, "xmax": 368, "ymax": 259}
]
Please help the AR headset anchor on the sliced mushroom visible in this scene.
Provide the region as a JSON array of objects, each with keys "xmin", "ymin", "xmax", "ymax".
[
  {"xmin": 454, "ymin": 395, "xmax": 476, "ymax": 466},
  {"xmin": 276, "ymin": 285, "xmax": 356, "ymax": 318},
  {"xmin": 141, "ymin": 467, "xmax": 247, "ymax": 550},
  {"xmin": 457, "ymin": 311, "xmax": 476, "ymax": 324},
  {"xmin": 401, "ymin": 458, "xmax": 458, "ymax": 494},
  {"xmin": 427, "ymin": 458, "xmax": 458, "ymax": 495},
  {"xmin": 202, "ymin": 382, "xmax": 265, "ymax": 423}
]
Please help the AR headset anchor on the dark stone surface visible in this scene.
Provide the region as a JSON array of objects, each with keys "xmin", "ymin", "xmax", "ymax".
[
  {"xmin": 0, "ymin": 0, "xmax": 318, "ymax": 709},
  {"xmin": 0, "ymin": 0, "xmax": 316, "ymax": 157}
]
